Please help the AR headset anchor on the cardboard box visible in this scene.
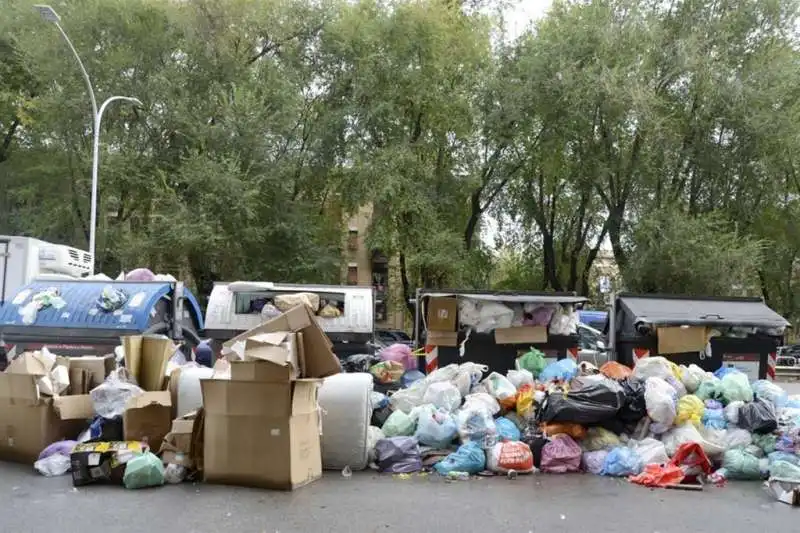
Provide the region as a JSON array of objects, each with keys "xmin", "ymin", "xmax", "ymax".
[
  {"xmin": 0, "ymin": 373, "xmax": 94, "ymax": 463},
  {"xmin": 426, "ymin": 330, "xmax": 458, "ymax": 347},
  {"xmin": 495, "ymin": 325, "xmax": 548, "ymax": 345},
  {"xmin": 67, "ymin": 354, "xmax": 115, "ymax": 389},
  {"xmin": 121, "ymin": 335, "xmax": 175, "ymax": 391},
  {"xmin": 159, "ymin": 412, "xmax": 199, "ymax": 469},
  {"xmin": 244, "ymin": 332, "xmax": 300, "ymax": 377},
  {"xmin": 123, "ymin": 391, "xmax": 172, "ymax": 450},
  {"xmin": 222, "ymin": 305, "xmax": 340, "ymax": 379},
  {"xmin": 201, "ymin": 379, "xmax": 322, "ymax": 490},
  {"xmin": 427, "ymin": 297, "xmax": 458, "ymax": 332},
  {"xmin": 70, "ymin": 441, "xmax": 144, "ymax": 486},
  {"xmin": 657, "ymin": 326, "xmax": 709, "ymax": 355}
]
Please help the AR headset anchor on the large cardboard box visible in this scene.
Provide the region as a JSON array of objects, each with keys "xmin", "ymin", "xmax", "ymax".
[
  {"xmin": 123, "ymin": 391, "xmax": 172, "ymax": 450},
  {"xmin": 67, "ymin": 354, "xmax": 115, "ymax": 389},
  {"xmin": 657, "ymin": 326, "xmax": 709, "ymax": 355},
  {"xmin": 201, "ymin": 379, "xmax": 322, "ymax": 490},
  {"xmin": 121, "ymin": 335, "xmax": 174, "ymax": 391},
  {"xmin": 494, "ymin": 325, "xmax": 548, "ymax": 345},
  {"xmin": 0, "ymin": 373, "xmax": 93, "ymax": 463},
  {"xmin": 223, "ymin": 305, "xmax": 339, "ymax": 379},
  {"xmin": 427, "ymin": 297, "xmax": 458, "ymax": 332}
]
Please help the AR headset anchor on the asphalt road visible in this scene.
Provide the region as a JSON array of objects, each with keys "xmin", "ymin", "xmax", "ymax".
[{"xmin": 1, "ymin": 460, "xmax": 797, "ymax": 533}]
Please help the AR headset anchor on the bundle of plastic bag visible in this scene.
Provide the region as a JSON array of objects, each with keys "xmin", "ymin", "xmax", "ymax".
[
  {"xmin": 581, "ymin": 450, "xmax": 608, "ymax": 474},
  {"xmin": 752, "ymin": 380, "xmax": 789, "ymax": 409},
  {"xmin": 702, "ymin": 399, "xmax": 727, "ymax": 430},
  {"xmin": 539, "ymin": 359, "xmax": 578, "ymax": 382},
  {"xmin": 540, "ymin": 434, "xmax": 582, "ymax": 473},
  {"xmin": 123, "ymin": 452, "xmax": 165, "ymax": 489},
  {"xmin": 601, "ymin": 447, "xmax": 643, "ymax": 477},
  {"xmin": 722, "ymin": 448, "xmax": 766, "ymax": 480},
  {"xmin": 632, "ymin": 357, "xmax": 674, "ymax": 381},
  {"xmin": 434, "ymin": 441, "xmax": 486, "ymax": 475},
  {"xmin": 474, "ymin": 301, "xmax": 515, "ymax": 333},
  {"xmin": 675, "ymin": 395, "xmax": 704, "ymax": 426},
  {"xmin": 414, "ymin": 405, "xmax": 458, "ymax": 448},
  {"xmin": 721, "ymin": 372, "xmax": 754, "ymax": 404},
  {"xmin": 630, "ymin": 438, "xmax": 669, "ymax": 466},
  {"xmin": 549, "ymin": 304, "xmax": 579, "ymax": 335},
  {"xmin": 644, "ymin": 377, "xmax": 677, "ymax": 426},
  {"xmin": 422, "ymin": 381, "xmax": 462, "ymax": 412},
  {"xmin": 487, "ymin": 441, "xmax": 535, "ymax": 474},
  {"xmin": 382, "ymin": 410, "xmax": 416, "ymax": 437},
  {"xmin": 456, "ymin": 406, "xmax": 497, "ymax": 446},
  {"xmin": 582, "ymin": 427, "xmax": 620, "ymax": 452},
  {"xmin": 696, "ymin": 377, "xmax": 723, "ymax": 402},
  {"xmin": 507, "ymin": 369, "xmax": 535, "ymax": 389},
  {"xmin": 389, "ymin": 381, "xmax": 428, "ymax": 413},
  {"xmin": 495, "ymin": 417, "xmax": 521, "ymax": 441},
  {"xmin": 680, "ymin": 364, "xmax": 707, "ymax": 393},
  {"xmin": 482, "ymin": 372, "xmax": 517, "ymax": 409},
  {"xmin": 516, "ymin": 348, "xmax": 547, "ymax": 377}
]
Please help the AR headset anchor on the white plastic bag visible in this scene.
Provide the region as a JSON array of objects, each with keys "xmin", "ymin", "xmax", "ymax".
[
  {"xmin": 367, "ymin": 426, "xmax": 386, "ymax": 464},
  {"xmin": 507, "ymin": 369, "xmax": 534, "ymax": 389},
  {"xmin": 423, "ymin": 381, "xmax": 462, "ymax": 412},
  {"xmin": 463, "ymin": 392, "xmax": 501, "ymax": 416},
  {"xmin": 163, "ymin": 463, "xmax": 187, "ymax": 484},
  {"xmin": 633, "ymin": 357, "xmax": 674, "ymax": 381},
  {"xmin": 661, "ymin": 423, "xmax": 724, "ymax": 457},
  {"xmin": 389, "ymin": 381, "xmax": 428, "ymax": 414},
  {"xmin": 34, "ymin": 454, "xmax": 71, "ymax": 477},
  {"xmin": 475, "ymin": 302, "xmax": 515, "ymax": 333},
  {"xmin": 630, "ymin": 438, "xmax": 668, "ymax": 466},
  {"xmin": 453, "ymin": 362, "xmax": 487, "ymax": 397},
  {"xmin": 644, "ymin": 377, "xmax": 677, "ymax": 426},
  {"xmin": 482, "ymin": 372, "xmax": 517, "ymax": 408},
  {"xmin": 458, "ymin": 298, "xmax": 482, "ymax": 328},
  {"xmin": 680, "ymin": 364, "xmax": 707, "ymax": 393},
  {"xmin": 723, "ymin": 427, "xmax": 753, "ymax": 450},
  {"xmin": 414, "ymin": 405, "xmax": 458, "ymax": 448},
  {"xmin": 90, "ymin": 368, "xmax": 145, "ymax": 419},
  {"xmin": 456, "ymin": 405, "xmax": 498, "ymax": 447},
  {"xmin": 427, "ymin": 364, "xmax": 460, "ymax": 384},
  {"xmin": 725, "ymin": 400, "xmax": 744, "ymax": 425}
]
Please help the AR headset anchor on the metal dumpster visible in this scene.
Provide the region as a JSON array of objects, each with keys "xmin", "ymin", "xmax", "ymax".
[
  {"xmin": 608, "ymin": 293, "xmax": 790, "ymax": 380},
  {"xmin": 414, "ymin": 289, "xmax": 589, "ymax": 375},
  {"xmin": 0, "ymin": 280, "xmax": 204, "ymax": 359}
]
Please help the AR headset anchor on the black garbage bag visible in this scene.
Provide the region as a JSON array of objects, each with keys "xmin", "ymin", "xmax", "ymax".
[
  {"xmin": 738, "ymin": 397, "xmax": 778, "ymax": 434},
  {"xmin": 342, "ymin": 353, "xmax": 381, "ymax": 373},
  {"xmin": 375, "ymin": 437, "xmax": 422, "ymax": 473},
  {"xmin": 520, "ymin": 424, "xmax": 549, "ymax": 469},
  {"xmin": 618, "ymin": 378, "xmax": 647, "ymax": 423},
  {"xmin": 539, "ymin": 382, "xmax": 625, "ymax": 425},
  {"xmin": 372, "ymin": 405, "xmax": 393, "ymax": 427}
]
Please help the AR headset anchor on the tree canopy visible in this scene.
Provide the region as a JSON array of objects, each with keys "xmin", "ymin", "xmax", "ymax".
[{"xmin": 3, "ymin": 0, "xmax": 800, "ymax": 323}]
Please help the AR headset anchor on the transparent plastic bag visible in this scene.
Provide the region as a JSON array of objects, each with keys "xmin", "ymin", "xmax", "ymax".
[
  {"xmin": 422, "ymin": 381, "xmax": 462, "ymax": 412},
  {"xmin": 632, "ymin": 357, "xmax": 673, "ymax": 381},
  {"xmin": 90, "ymin": 368, "xmax": 145, "ymax": 419},
  {"xmin": 581, "ymin": 450, "xmax": 608, "ymax": 474},
  {"xmin": 680, "ymin": 364, "xmax": 706, "ymax": 393},
  {"xmin": 724, "ymin": 428, "xmax": 753, "ymax": 450},
  {"xmin": 507, "ymin": 369, "xmax": 534, "ymax": 389},
  {"xmin": 630, "ymin": 438, "xmax": 668, "ymax": 466},
  {"xmin": 582, "ymin": 427, "xmax": 620, "ymax": 452},
  {"xmin": 725, "ymin": 400, "xmax": 744, "ymax": 425},
  {"xmin": 661, "ymin": 423, "xmax": 724, "ymax": 457},
  {"xmin": 495, "ymin": 417, "xmax": 521, "ymax": 442},
  {"xmin": 382, "ymin": 410, "xmax": 416, "ymax": 437},
  {"xmin": 34, "ymin": 454, "xmax": 71, "ymax": 477},
  {"xmin": 752, "ymin": 380, "xmax": 788, "ymax": 409},
  {"xmin": 389, "ymin": 381, "xmax": 428, "ymax": 414},
  {"xmin": 414, "ymin": 405, "xmax": 458, "ymax": 448},
  {"xmin": 541, "ymin": 434, "xmax": 581, "ymax": 473},
  {"xmin": 482, "ymin": 372, "xmax": 517, "ymax": 409},
  {"xmin": 720, "ymin": 372, "xmax": 754, "ymax": 404},
  {"xmin": 463, "ymin": 392, "xmax": 501, "ymax": 416},
  {"xmin": 367, "ymin": 426, "xmax": 385, "ymax": 463},
  {"xmin": 434, "ymin": 441, "xmax": 486, "ymax": 475},
  {"xmin": 123, "ymin": 452, "xmax": 165, "ymax": 489},
  {"xmin": 456, "ymin": 406, "xmax": 498, "ymax": 447},
  {"xmin": 601, "ymin": 447, "xmax": 643, "ymax": 477},
  {"xmin": 163, "ymin": 463, "xmax": 187, "ymax": 484},
  {"xmin": 644, "ymin": 377, "xmax": 677, "ymax": 426},
  {"xmin": 539, "ymin": 359, "xmax": 579, "ymax": 382}
]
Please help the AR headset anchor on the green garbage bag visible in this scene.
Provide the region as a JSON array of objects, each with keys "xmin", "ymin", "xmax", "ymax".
[
  {"xmin": 123, "ymin": 451, "xmax": 165, "ymax": 489},
  {"xmin": 382, "ymin": 410, "xmax": 416, "ymax": 437},
  {"xmin": 517, "ymin": 348, "xmax": 547, "ymax": 378},
  {"xmin": 720, "ymin": 372, "xmax": 754, "ymax": 404},
  {"xmin": 696, "ymin": 378, "xmax": 723, "ymax": 402},
  {"xmin": 752, "ymin": 433, "xmax": 777, "ymax": 454}
]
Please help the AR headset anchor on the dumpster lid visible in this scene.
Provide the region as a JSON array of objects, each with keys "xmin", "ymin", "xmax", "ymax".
[
  {"xmin": 420, "ymin": 289, "xmax": 587, "ymax": 305},
  {"xmin": 616, "ymin": 293, "xmax": 790, "ymax": 330}
]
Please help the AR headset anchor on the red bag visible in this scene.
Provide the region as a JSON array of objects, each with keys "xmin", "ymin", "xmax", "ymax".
[
  {"xmin": 669, "ymin": 442, "xmax": 713, "ymax": 481},
  {"xmin": 629, "ymin": 463, "xmax": 684, "ymax": 487},
  {"xmin": 487, "ymin": 441, "xmax": 535, "ymax": 473}
]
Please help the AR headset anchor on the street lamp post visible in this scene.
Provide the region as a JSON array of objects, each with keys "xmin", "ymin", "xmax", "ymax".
[{"xmin": 35, "ymin": 5, "xmax": 143, "ymax": 275}]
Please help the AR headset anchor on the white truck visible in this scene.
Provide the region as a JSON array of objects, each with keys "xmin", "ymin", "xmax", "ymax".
[{"xmin": 0, "ymin": 236, "xmax": 92, "ymax": 305}]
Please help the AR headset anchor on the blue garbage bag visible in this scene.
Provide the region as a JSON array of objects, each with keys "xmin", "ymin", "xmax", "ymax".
[
  {"xmin": 714, "ymin": 366, "xmax": 741, "ymax": 380},
  {"xmin": 539, "ymin": 359, "xmax": 579, "ymax": 382},
  {"xmin": 768, "ymin": 451, "xmax": 800, "ymax": 466},
  {"xmin": 434, "ymin": 441, "xmax": 486, "ymax": 475},
  {"xmin": 600, "ymin": 447, "xmax": 643, "ymax": 477},
  {"xmin": 415, "ymin": 406, "xmax": 458, "ymax": 448},
  {"xmin": 702, "ymin": 401, "xmax": 727, "ymax": 430},
  {"xmin": 401, "ymin": 370, "xmax": 426, "ymax": 388},
  {"xmin": 495, "ymin": 417, "xmax": 521, "ymax": 442}
]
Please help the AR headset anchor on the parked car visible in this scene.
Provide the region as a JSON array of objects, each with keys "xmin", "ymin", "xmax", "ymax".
[
  {"xmin": 375, "ymin": 329, "xmax": 413, "ymax": 349},
  {"xmin": 577, "ymin": 322, "xmax": 610, "ymax": 366}
]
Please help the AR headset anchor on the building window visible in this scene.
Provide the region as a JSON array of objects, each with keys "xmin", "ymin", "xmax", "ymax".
[
  {"xmin": 375, "ymin": 301, "xmax": 386, "ymax": 322},
  {"xmin": 348, "ymin": 229, "xmax": 359, "ymax": 251},
  {"xmin": 347, "ymin": 265, "xmax": 358, "ymax": 285}
]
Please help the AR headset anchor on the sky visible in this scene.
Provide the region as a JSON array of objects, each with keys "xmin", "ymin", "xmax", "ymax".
[{"xmin": 505, "ymin": 0, "xmax": 553, "ymax": 38}]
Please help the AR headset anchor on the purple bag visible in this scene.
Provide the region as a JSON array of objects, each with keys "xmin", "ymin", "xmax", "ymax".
[
  {"xmin": 541, "ymin": 435, "xmax": 581, "ymax": 473},
  {"xmin": 375, "ymin": 437, "xmax": 422, "ymax": 473},
  {"xmin": 39, "ymin": 440, "xmax": 78, "ymax": 460},
  {"xmin": 379, "ymin": 344, "xmax": 415, "ymax": 370}
]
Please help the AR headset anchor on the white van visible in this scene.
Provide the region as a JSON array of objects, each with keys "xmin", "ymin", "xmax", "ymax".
[{"xmin": 204, "ymin": 281, "xmax": 375, "ymax": 358}]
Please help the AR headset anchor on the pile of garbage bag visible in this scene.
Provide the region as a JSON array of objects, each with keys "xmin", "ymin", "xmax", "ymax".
[{"xmin": 360, "ymin": 353, "xmax": 800, "ymax": 495}]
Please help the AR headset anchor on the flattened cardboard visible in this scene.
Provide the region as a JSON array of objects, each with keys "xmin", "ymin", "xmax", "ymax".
[
  {"xmin": 123, "ymin": 391, "xmax": 172, "ymax": 449},
  {"xmin": 426, "ymin": 330, "xmax": 458, "ymax": 347},
  {"xmin": 68, "ymin": 354, "xmax": 115, "ymax": 389},
  {"xmin": 201, "ymin": 379, "xmax": 322, "ymax": 490},
  {"xmin": 222, "ymin": 305, "xmax": 339, "ymax": 379},
  {"xmin": 68, "ymin": 368, "xmax": 91, "ymax": 395},
  {"xmin": 122, "ymin": 336, "xmax": 142, "ymax": 381},
  {"xmin": 427, "ymin": 297, "xmax": 458, "ymax": 332},
  {"xmin": 141, "ymin": 336, "xmax": 174, "ymax": 391},
  {"xmin": 657, "ymin": 326, "xmax": 709, "ymax": 355},
  {"xmin": 494, "ymin": 326, "xmax": 548, "ymax": 345}
]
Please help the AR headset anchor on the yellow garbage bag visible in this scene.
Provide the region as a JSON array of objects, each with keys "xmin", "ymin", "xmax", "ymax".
[{"xmin": 675, "ymin": 394, "xmax": 705, "ymax": 426}]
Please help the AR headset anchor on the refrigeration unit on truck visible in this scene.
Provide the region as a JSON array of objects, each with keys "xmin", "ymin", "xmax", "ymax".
[
  {"xmin": 607, "ymin": 293, "xmax": 790, "ymax": 380},
  {"xmin": 414, "ymin": 289, "xmax": 604, "ymax": 376},
  {"xmin": 204, "ymin": 281, "xmax": 375, "ymax": 358}
]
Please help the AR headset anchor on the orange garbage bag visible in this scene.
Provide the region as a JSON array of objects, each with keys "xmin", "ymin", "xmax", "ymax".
[
  {"xmin": 600, "ymin": 361, "xmax": 633, "ymax": 380},
  {"xmin": 629, "ymin": 463, "xmax": 684, "ymax": 488},
  {"xmin": 541, "ymin": 422, "xmax": 587, "ymax": 440}
]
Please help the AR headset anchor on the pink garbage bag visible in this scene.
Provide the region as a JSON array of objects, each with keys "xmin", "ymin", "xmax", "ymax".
[
  {"xmin": 541, "ymin": 434, "xmax": 582, "ymax": 473},
  {"xmin": 379, "ymin": 343, "xmax": 415, "ymax": 370},
  {"xmin": 125, "ymin": 268, "xmax": 156, "ymax": 282}
]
